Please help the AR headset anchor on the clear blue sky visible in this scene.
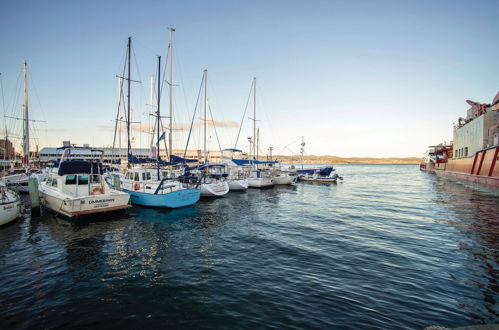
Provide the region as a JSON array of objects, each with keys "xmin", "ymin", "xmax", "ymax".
[{"xmin": 1, "ymin": 0, "xmax": 498, "ymax": 157}]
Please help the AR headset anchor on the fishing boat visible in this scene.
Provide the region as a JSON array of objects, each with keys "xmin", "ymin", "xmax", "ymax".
[
  {"xmin": 420, "ymin": 93, "xmax": 499, "ymax": 189},
  {"xmin": 0, "ymin": 185, "xmax": 21, "ymax": 226},
  {"xmin": 38, "ymin": 147, "xmax": 131, "ymax": 218}
]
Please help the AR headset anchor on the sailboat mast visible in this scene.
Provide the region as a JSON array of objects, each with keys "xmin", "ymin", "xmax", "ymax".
[
  {"xmin": 168, "ymin": 27, "xmax": 175, "ymax": 161},
  {"xmin": 252, "ymin": 77, "xmax": 256, "ymax": 164},
  {"xmin": 157, "ymin": 56, "xmax": 161, "ymax": 177},
  {"xmin": 203, "ymin": 69, "xmax": 207, "ymax": 163},
  {"xmin": 256, "ymin": 128, "xmax": 259, "ymax": 161},
  {"xmin": 127, "ymin": 37, "xmax": 131, "ymax": 159},
  {"xmin": 23, "ymin": 61, "xmax": 29, "ymax": 171},
  {"xmin": 149, "ymin": 76, "xmax": 154, "ymax": 154}
]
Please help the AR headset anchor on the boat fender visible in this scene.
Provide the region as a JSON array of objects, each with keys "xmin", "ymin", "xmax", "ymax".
[{"xmin": 134, "ymin": 183, "xmax": 140, "ymax": 191}]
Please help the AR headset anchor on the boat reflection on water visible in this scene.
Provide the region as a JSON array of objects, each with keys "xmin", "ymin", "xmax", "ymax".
[{"xmin": 431, "ymin": 176, "xmax": 499, "ymax": 324}]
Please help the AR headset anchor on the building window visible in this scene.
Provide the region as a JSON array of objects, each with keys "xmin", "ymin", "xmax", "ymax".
[{"xmin": 464, "ymin": 147, "xmax": 468, "ymax": 157}]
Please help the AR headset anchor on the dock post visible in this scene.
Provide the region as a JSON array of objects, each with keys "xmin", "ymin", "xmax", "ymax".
[{"xmin": 28, "ymin": 177, "xmax": 41, "ymax": 217}]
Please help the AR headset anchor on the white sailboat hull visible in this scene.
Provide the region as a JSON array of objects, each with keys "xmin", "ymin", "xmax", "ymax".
[
  {"xmin": 248, "ymin": 177, "xmax": 274, "ymax": 188},
  {"xmin": 272, "ymin": 175, "xmax": 297, "ymax": 185},
  {"xmin": 0, "ymin": 190, "xmax": 21, "ymax": 226},
  {"xmin": 227, "ymin": 179, "xmax": 248, "ymax": 191},
  {"xmin": 200, "ymin": 182, "xmax": 230, "ymax": 197}
]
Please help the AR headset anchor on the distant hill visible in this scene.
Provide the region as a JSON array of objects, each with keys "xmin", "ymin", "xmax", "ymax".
[{"xmin": 271, "ymin": 155, "xmax": 420, "ymax": 164}]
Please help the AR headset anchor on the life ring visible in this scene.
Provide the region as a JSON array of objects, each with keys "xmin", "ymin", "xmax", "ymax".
[
  {"xmin": 91, "ymin": 186, "xmax": 104, "ymax": 195},
  {"xmin": 134, "ymin": 183, "xmax": 140, "ymax": 191}
]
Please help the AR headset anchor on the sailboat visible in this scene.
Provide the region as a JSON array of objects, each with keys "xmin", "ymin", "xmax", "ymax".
[
  {"xmin": 117, "ymin": 34, "xmax": 201, "ymax": 208},
  {"xmin": 245, "ymin": 78, "xmax": 274, "ymax": 188},
  {"xmin": 0, "ymin": 62, "xmax": 34, "ymax": 193},
  {"xmin": 0, "ymin": 184, "xmax": 21, "ymax": 226},
  {"xmin": 187, "ymin": 69, "xmax": 230, "ymax": 197}
]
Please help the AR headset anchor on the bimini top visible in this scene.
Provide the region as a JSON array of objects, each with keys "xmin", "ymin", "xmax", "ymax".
[
  {"xmin": 58, "ymin": 160, "xmax": 102, "ymax": 176},
  {"xmin": 296, "ymin": 166, "xmax": 334, "ymax": 176}
]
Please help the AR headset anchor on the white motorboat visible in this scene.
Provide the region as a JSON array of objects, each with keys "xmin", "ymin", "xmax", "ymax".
[
  {"xmin": 297, "ymin": 166, "xmax": 342, "ymax": 183},
  {"xmin": 0, "ymin": 185, "xmax": 21, "ymax": 226},
  {"xmin": 38, "ymin": 147, "xmax": 131, "ymax": 218}
]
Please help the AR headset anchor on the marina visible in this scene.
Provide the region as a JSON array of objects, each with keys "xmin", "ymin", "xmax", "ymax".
[
  {"xmin": 0, "ymin": 164, "xmax": 498, "ymax": 328},
  {"xmin": 1, "ymin": 1, "xmax": 498, "ymax": 328}
]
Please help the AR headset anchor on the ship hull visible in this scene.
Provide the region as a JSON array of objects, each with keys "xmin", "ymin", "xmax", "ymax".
[{"xmin": 431, "ymin": 146, "xmax": 499, "ymax": 190}]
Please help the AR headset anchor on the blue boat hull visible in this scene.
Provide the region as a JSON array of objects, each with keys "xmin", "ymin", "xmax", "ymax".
[{"xmin": 122, "ymin": 188, "xmax": 200, "ymax": 208}]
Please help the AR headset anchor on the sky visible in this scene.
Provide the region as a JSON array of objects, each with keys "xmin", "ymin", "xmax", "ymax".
[{"xmin": 0, "ymin": 0, "xmax": 498, "ymax": 158}]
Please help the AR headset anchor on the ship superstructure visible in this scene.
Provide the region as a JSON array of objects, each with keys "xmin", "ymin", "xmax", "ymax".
[{"xmin": 421, "ymin": 92, "xmax": 499, "ymax": 189}]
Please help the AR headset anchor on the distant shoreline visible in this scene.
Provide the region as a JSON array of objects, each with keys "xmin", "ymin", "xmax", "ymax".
[{"xmin": 272, "ymin": 155, "xmax": 420, "ymax": 165}]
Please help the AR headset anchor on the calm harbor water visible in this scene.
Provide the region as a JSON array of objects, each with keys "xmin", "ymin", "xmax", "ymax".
[{"xmin": 0, "ymin": 164, "xmax": 498, "ymax": 329}]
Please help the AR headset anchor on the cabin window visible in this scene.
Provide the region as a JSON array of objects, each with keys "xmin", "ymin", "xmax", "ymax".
[
  {"xmin": 91, "ymin": 175, "xmax": 100, "ymax": 184},
  {"xmin": 125, "ymin": 172, "xmax": 131, "ymax": 180},
  {"xmin": 134, "ymin": 173, "xmax": 140, "ymax": 181},
  {"xmin": 146, "ymin": 172, "xmax": 151, "ymax": 180},
  {"xmin": 51, "ymin": 179, "xmax": 58, "ymax": 187},
  {"xmin": 65, "ymin": 175, "xmax": 77, "ymax": 185},
  {"xmin": 78, "ymin": 175, "xmax": 89, "ymax": 185},
  {"xmin": 142, "ymin": 173, "xmax": 147, "ymax": 181}
]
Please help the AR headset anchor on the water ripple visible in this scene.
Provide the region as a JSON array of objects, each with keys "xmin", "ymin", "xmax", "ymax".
[{"xmin": 0, "ymin": 164, "xmax": 498, "ymax": 328}]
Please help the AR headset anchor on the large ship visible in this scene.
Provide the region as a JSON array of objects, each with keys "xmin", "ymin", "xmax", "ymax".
[{"xmin": 420, "ymin": 92, "xmax": 499, "ymax": 190}]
